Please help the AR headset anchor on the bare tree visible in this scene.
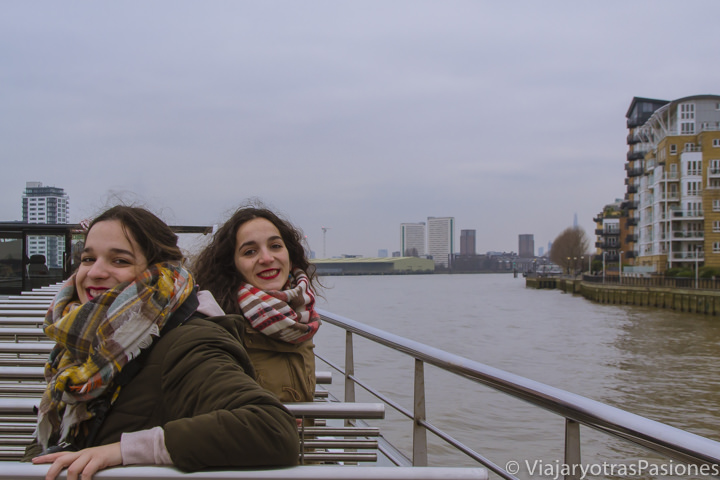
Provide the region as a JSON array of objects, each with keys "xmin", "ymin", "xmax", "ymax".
[{"xmin": 549, "ymin": 227, "xmax": 591, "ymax": 274}]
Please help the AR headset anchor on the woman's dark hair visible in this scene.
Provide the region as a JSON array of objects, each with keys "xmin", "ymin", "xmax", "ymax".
[
  {"xmin": 88, "ymin": 205, "xmax": 183, "ymax": 266},
  {"xmin": 193, "ymin": 206, "xmax": 316, "ymax": 315}
]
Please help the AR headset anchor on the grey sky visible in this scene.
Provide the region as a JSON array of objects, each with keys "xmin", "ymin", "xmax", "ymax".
[{"xmin": 2, "ymin": 2, "xmax": 719, "ymax": 258}]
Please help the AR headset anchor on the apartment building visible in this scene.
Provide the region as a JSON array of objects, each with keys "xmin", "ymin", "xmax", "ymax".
[
  {"xmin": 625, "ymin": 95, "xmax": 720, "ymax": 272},
  {"xmin": 460, "ymin": 229, "xmax": 476, "ymax": 256},
  {"xmin": 593, "ymin": 200, "xmax": 625, "ymax": 270},
  {"xmin": 427, "ymin": 217, "xmax": 454, "ymax": 267},
  {"xmin": 400, "ymin": 222, "xmax": 426, "ymax": 257},
  {"xmin": 518, "ymin": 234, "xmax": 534, "ymax": 258},
  {"xmin": 22, "ymin": 182, "xmax": 70, "ymax": 268}
]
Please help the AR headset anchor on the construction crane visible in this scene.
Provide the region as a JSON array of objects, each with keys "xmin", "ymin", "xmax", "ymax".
[{"xmin": 321, "ymin": 226, "xmax": 331, "ymax": 258}]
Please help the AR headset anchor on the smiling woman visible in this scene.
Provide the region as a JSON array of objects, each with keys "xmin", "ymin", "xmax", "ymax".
[{"xmin": 193, "ymin": 204, "xmax": 321, "ymax": 403}]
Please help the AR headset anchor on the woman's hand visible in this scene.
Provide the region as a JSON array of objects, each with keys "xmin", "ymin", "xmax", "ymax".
[{"xmin": 32, "ymin": 443, "xmax": 122, "ymax": 480}]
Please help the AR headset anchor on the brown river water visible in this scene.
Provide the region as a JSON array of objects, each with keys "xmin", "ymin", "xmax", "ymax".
[{"xmin": 314, "ymin": 273, "xmax": 720, "ymax": 479}]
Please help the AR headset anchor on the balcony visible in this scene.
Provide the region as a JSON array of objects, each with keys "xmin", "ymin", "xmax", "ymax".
[
  {"xmin": 627, "ymin": 151, "xmax": 645, "ymax": 161},
  {"xmin": 625, "ymin": 251, "xmax": 637, "ymax": 259},
  {"xmin": 622, "ymin": 201, "xmax": 639, "ymax": 210},
  {"xmin": 627, "ymin": 217, "xmax": 638, "ymax": 226},
  {"xmin": 671, "ymin": 252, "xmax": 704, "ymax": 261},
  {"xmin": 627, "ymin": 184, "xmax": 638, "ymax": 194},
  {"xmin": 671, "ymin": 210, "xmax": 704, "ymax": 219},
  {"xmin": 709, "ymin": 167, "xmax": 720, "ymax": 177},
  {"xmin": 673, "ymin": 231, "xmax": 704, "ymax": 240},
  {"xmin": 627, "ymin": 167, "xmax": 644, "ymax": 177},
  {"xmin": 625, "ymin": 234, "xmax": 638, "ymax": 243},
  {"xmin": 627, "ymin": 133, "xmax": 640, "ymax": 144}
]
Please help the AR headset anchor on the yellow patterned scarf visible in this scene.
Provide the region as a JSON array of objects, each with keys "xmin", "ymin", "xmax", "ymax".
[{"xmin": 36, "ymin": 262, "xmax": 194, "ymax": 449}]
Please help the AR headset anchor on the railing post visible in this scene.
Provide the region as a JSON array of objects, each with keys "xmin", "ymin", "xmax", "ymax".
[
  {"xmin": 413, "ymin": 359, "xmax": 428, "ymax": 466},
  {"xmin": 564, "ymin": 418, "xmax": 581, "ymax": 480},
  {"xmin": 344, "ymin": 331, "xmax": 355, "ymax": 405}
]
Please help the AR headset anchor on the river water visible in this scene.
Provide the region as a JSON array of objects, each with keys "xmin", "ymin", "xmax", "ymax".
[{"xmin": 313, "ymin": 273, "xmax": 720, "ymax": 478}]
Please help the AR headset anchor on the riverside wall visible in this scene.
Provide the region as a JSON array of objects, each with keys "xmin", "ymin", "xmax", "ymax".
[{"xmin": 525, "ymin": 276, "xmax": 720, "ymax": 315}]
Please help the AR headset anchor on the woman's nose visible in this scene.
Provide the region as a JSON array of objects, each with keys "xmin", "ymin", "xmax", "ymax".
[
  {"xmin": 87, "ymin": 259, "xmax": 110, "ymax": 278},
  {"xmin": 258, "ymin": 249, "xmax": 273, "ymax": 263}
]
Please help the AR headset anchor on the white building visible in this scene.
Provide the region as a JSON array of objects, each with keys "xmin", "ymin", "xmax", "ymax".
[
  {"xmin": 630, "ymin": 95, "xmax": 720, "ymax": 271},
  {"xmin": 400, "ymin": 222, "xmax": 426, "ymax": 257},
  {"xmin": 22, "ymin": 182, "xmax": 70, "ymax": 268},
  {"xmin": 427, "ymin": 217, "xmax": 455, "ymax": 267}
]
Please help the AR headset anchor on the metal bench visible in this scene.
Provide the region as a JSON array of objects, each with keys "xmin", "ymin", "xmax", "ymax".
[{"xmin": 0, "ymin": 396, "xmax": 387, "ymax": 464}]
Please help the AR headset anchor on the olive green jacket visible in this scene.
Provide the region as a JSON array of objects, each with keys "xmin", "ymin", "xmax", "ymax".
[
  {"xmin": 27, "ymin": 315, "xmax": 299, "ymax": 471},
  {"xmin": 235, "ymin": 316, "xmax": 316, "ymax": 403}
]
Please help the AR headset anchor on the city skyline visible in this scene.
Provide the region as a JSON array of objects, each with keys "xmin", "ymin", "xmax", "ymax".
[{"xmin": 2, "ymin": 2, "xmax": 719, "ymax": 258}]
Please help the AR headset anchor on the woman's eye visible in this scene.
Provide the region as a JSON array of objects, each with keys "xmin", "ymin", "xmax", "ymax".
[
  {"xmin": 242, "ymin": 249, "xmax": 256, "ymax": 256},
  {"xmin": 113, "ymin": 258, "xmax": 132, "ymax": 265},
  {"xmin": 80, "ymin": 257, "xmax": 95, "ymax": 264}
]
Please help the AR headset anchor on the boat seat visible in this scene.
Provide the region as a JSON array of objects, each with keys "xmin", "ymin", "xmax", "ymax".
[{"xmin": 0, "ymin": 396, "xmax": 387, "ymax": 465}]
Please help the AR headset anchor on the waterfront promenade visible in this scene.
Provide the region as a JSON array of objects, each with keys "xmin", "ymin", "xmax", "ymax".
[{"xmin": 526, "ymin": 274, "xmax": 720, "ymax": 315}]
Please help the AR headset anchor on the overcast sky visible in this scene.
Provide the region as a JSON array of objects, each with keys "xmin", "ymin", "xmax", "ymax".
[{"xmin": 2, "ymin": 2, "xmax": 719, "ymax": 258}]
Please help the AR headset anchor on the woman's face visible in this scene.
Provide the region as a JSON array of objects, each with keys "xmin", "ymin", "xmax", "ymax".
[
  {"xmin": 234, "ymin": 217, "xmax": 291, "ymax": 292},
  {"xmin": 75, "ymin": 220, "xmax": 148, "ymax": 304}
]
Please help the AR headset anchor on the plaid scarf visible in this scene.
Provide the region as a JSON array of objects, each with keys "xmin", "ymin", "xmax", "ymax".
[
  {"xmin": 36, "ymin": 262, "xmax": 194, "ymax": 449},
  {"xmin": 238, "ymin": 268, "xmax": 321, "ymax": 344}
]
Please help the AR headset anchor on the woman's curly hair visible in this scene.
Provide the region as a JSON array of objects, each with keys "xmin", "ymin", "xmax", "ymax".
[{"xmin": 192, "ymin": 205, "xmax": 317, "ymax": 315}]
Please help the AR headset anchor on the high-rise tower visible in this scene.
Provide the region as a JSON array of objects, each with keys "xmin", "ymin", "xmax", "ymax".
[
  {"xmin": 22, "ymin": 182, "xmax": 69, "ymax": 268},
  {"xmin": 427, "ymin": 217, "xmax": 454, "ymax": 267},
  {"xmin": 400, "ymin": 223, "xmax": 426, "ymax": 257}
]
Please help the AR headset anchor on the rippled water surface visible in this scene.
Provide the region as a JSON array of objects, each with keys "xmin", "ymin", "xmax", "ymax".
[{"xmin": 313, "ymin": 274, "xmax": 720, "ymax": 478}]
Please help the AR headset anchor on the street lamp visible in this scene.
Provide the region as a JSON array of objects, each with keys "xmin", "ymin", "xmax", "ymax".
[
  {"xmin": 580, "ymin": 256, "xmax": 585, "ymax": 276},
  {"xmin": 619, "ymin": 250, "xmax": 624, "ymax": 285}
]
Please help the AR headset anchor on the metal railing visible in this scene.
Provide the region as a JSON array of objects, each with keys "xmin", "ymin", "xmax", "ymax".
[
  {"xmin": 316, "ymin": 309, "xmax": 720, "ymax": 480},
  {"xmin": 582, "ymin": 274, "xmax": 720, "ymax": 290}
]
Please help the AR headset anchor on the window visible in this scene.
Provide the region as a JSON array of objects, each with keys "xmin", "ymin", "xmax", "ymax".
[
  {"xmin": 711, "ymin": 159, "xmax": 720, "ymax": 174},
  {"xmin": 685, "ymin": 143, "xmax": 694, "ymax": 152},
  {"xmin": 680, "ymin": 103, "xmax": 695, "ymax": 119},
  {"xmin": 714, "ymin": 221, "xmax": 720, "ymax": 233},
  {"xmin": 714, "ymin": 242, "xmax": 720, "ymax": 254},
  {"xmin": 681, "ymin": 123, "xmax": 695, "ymax": 134},
  {"xmin": 670, "ymin": 144, "xmax": 677, "ymax": 154},
  {"xmin": 714, "ymin": 199, "xmax": 720, "ymax": 212},
  {"xmin": 714, "ymin": 139, "xmax": 720, "ymax": 147}
]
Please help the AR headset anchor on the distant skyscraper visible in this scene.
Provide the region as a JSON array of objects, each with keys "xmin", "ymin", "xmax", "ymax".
[
  {"xmin": 22, "ymin": 182, "xmax": 70, "ymax": 268},
  {"xmin": 460, "ymin": 229, "xmax": 476, "ymax": 255},
  {"xmin": 378, "ymin": 249, "xmax": 388, "ymax": 258},
  {"xmin": 518, "ymin": 234, "xmax": 534, "ymax": 258},
  {"xmin": 573, "ymin": 213, "xmax": 578, "ymax": 228},
  {"xmin": 538, "ymin": 246, "xmax": 544, "ymax": 257},
  {"xmin": 427, "ymin": 217, "xmax": 454, "ymax": 267},
  {"xmin": 400, "ymin": 223, "xmax": 426, "ymax": 257}
]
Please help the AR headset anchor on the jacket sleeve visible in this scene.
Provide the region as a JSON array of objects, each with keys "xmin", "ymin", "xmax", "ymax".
[{"xmin": 159, "ymin": 320, "xmax": 299, "ymax": 471}]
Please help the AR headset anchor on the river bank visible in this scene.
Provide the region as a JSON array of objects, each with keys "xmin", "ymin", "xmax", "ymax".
[{"xmin": 526, "ymin": 275, "xmax": 720, "ymax": 315}]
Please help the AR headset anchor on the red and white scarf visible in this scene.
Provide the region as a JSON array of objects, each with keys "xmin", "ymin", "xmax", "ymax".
[{"xmin": 237, "ymin": 269, "xmax": 320, "ymax": 344}]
